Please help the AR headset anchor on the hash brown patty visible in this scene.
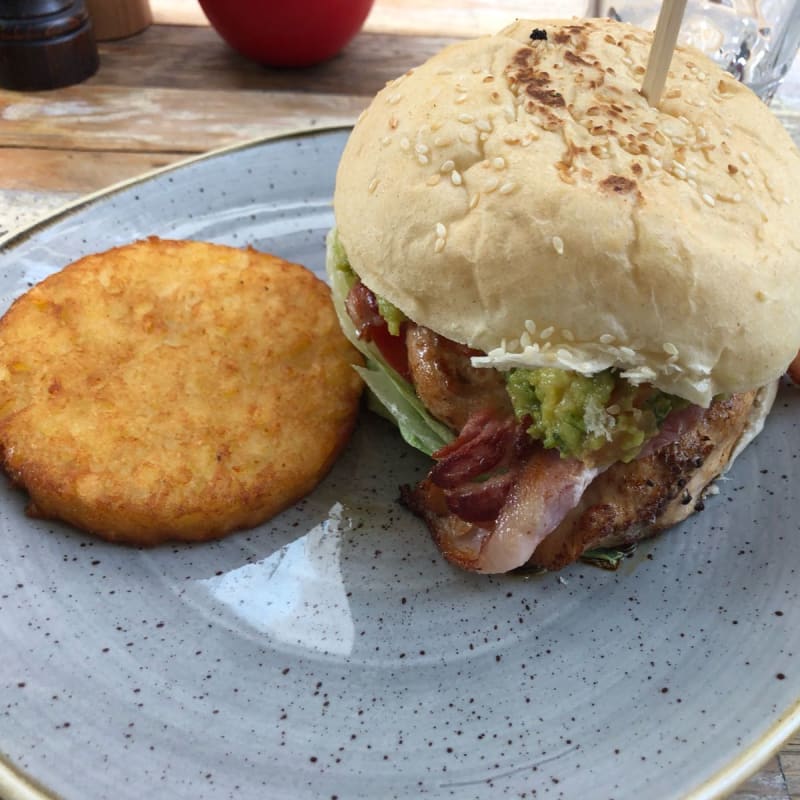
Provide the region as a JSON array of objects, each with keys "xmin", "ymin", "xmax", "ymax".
[{"xmin": 0, "ymin": 238, "xmax": 363, "ymax": 545}]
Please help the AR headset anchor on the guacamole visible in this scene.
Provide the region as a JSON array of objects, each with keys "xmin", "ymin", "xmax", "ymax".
[{"xmin": 506, "ymin": 367, "xmax": 687, "ymax": 464}]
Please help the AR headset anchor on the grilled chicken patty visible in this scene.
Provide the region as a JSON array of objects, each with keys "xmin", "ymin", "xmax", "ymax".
[
  {"xmin": 404, "ymin": 391, "xmax": 757, "ymax": 572},
  {"xmin": 399, "ymin": 318, "xmax": 759, "ymax": 572}
]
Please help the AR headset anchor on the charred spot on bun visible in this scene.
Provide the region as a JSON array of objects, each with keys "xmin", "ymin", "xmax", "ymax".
[{"xmin": 328, "ymin": 18, "xmax": 800, "ymax": 574}]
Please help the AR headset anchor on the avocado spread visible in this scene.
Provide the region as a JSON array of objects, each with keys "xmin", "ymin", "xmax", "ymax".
[
  {"xmin": 506, "ymin": 367, "xmax": 687, "ymax": 464},
  {"xmin": 376, "ymin": 296, "xmax": 407, "ymax": 336}
]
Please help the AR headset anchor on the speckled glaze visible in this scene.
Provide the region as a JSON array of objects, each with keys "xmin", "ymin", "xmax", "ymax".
[{"xmin": 0, "ymin": 128, "xmax": 799, "ymax": 800}]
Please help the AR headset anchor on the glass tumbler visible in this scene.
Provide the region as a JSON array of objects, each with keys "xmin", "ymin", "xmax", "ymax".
[{"xmin": 592, "ymin": 0, "xmax": 800, "ymax": 102}]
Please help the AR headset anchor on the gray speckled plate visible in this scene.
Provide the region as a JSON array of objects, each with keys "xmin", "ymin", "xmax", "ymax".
[{"xmin": 1, "ymin": 128, "xmax": 799, "ymax": 800}]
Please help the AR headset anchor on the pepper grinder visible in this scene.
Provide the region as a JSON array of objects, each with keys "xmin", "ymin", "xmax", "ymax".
[{"xmin": 0, "ymin": 0, "xmax": 99, "ymax": 91}]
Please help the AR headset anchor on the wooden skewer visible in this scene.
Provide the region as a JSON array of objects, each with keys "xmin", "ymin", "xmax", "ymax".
[{"xmin": 641, "ymin": 0, "xmax": 688, "ymax": 106}]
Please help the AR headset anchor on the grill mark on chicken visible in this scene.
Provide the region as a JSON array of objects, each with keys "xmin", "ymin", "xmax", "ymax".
[{"xmin": 405, "ymin": 325, "xmax": 513, "ymax": 431}]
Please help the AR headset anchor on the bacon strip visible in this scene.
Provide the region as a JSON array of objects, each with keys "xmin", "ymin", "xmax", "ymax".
[
  {"xmin": 475, "ymin": 452, "xmax": 602, "ymax": 573},
  {"xmin": 345, "ymin": 280, "xmax": 383, "ymax": 339},
  {"xmin": 429, "ymin": 410, "xmax": 516, "ymax": 488},
  {"xmin": 636, "ymin": 404, "xmax": 704, "ymax": 460}
]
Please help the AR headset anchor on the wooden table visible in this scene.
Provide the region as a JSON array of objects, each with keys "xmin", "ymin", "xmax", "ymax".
[{"xmin": 1, "ymin": 2, "xmax": 798, "ymax": 798}]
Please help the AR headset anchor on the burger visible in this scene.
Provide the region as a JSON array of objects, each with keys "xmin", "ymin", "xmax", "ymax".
[{"xmin": 327, "ymin": 17, "xmax": 800, "ymax": 574}]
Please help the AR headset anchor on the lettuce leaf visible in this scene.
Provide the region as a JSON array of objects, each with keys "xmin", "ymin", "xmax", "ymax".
[
  {"xmin": 579, "ymin": 543, "xmax": 637, "ymax": 570},
  {"xmin": 326, "ymin": 229, "xmax": 453, "ymax": 457}
]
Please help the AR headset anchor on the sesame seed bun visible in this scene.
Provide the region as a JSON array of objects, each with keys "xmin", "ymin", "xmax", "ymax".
[{"xmin": 333, "ymin": 17, "xmax": 800, "ymax": 406}]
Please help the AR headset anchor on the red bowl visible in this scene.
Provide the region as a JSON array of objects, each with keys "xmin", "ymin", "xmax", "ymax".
[{"xmin": 198, "ymin": 0, "xmax": 376, "ymax": 67}]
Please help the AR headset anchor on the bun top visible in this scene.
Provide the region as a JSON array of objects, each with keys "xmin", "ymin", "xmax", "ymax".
[{"xmin": 333, "ymin": 17, "xmax": 800, "ymax": 406}]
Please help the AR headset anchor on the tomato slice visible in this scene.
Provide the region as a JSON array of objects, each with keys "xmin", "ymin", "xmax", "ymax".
[
  {"xmin": 345, "ymin": 280, "xmax": 411, "ymax": 380},
  {"xmin": 370, "ymin": 322, "xmax": 411, "ymax": 381}
]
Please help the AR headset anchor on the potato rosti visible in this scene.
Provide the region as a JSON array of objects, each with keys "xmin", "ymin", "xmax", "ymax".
[{"xmin": 0, "ymin": 237, "xmax": 363, "ymax": 545}]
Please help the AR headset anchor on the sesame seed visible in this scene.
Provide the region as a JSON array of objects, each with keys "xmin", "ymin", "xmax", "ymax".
[
  {"xmin": 607, "ymin": 404, "xmax": 621, "ymax": 415},
  {"xmin": 455, "ymin": 93, "xmax": 469, "ymax": 104},
  {"xmin": 540, "ymin": 326, "xmax": 554, "ymax": 340},
  {"xmin": 619, "ymin": 346, "xmax": 636, "ymax": 359},
  {"xmin": 649, "ymin": 156, "xmax": 662, "ymax": 170},
  {"xmin": 399, "ymin": 137, "xmax": 410, "ymax": 151},
  {"xmin": 702, "ymin": 193, "xmax": 715, "ymax": 207},
  {"xmin": 451, "ymin": 170, "xmax": 463, "ymax": 186},
  {"xmin": 440, "ymin": 159, "xmax": 455, "ymax": 173},
  {"xmin": 380, "ymin": 135, "xmax": 392, "ymax": 146},
  {"xmin": 524, "ymin": 320, "xmax": 536, "ymax": 335},
  {"xmin": 687, "ymin": 178, "xmax": 697, "ymax": 189},
  {"xmin": 599, "ymin": 334, "xmax": 615, "ymax": 344},
  {"xmin": 417, "ymin": 154, "xmax": 430, "ymax": 165},
  {"xmin": 741, "ymin": 151, "xmax": 751, "ymax": 163},
  {"xmin": 475, "ymin": 118, "xmax": 492, "ymax": 132},
  {"xmin": 433, "ymin": 136, "xmax": 452, "ymax": 147},
  {"xmin": 557, "ymin": 348, "xmax": 571, "ymax": 360},
  {"xmin": 484, "ymin": 176, "xmax": 499, "ymax": 192},
  {"xmin": 552, "ymin": 236, "xmax": 564, "ymax": 255},
  {"xmin": 746, "ymin": 178, "xmax": 756, "ymax": 190},
  {"xmin": 458, "ymin": 113, "xmax": 475, "ymax": 124},
  {"xmin": 662, "ymin": 342, "xmax": 678, "ymax": 356},
  {"xmin": 733, "ymin": 192, "xmax": 742, "ymax": 202},
  {"xmin": 415, "ymin": 143, "xmax": 429, "ymax": 154},
  {"xmin": 562, "ymin": 329, "xmax": 574, "ymax": 341},
  {"xmin": 434, "ymin": 237, "xmax": 446, "ymax": 253},
  {"xmin": 426, "ymin": 175, "xmax": 441, "ymax": 186},
  {"xmin": 469, "ymin": 193, "xmax": 480, "ymax": 209},
  {"xmin": 459, "ymin": 131, "xmax": 472, "ymax": 144},
  {"xmin": 499, "ymin": 181, "xmax": 516, "ymax": 195},
  {"xmin": 520, "ymin": 331, "xmax": 532, "ymax": 348},
  {"xmin": 437, "ymin": 68, "xmax": 454, "ymax": 75},
  {"xmin": 368, "ymin": 178, "xmax": 379, "ymax": 193},
  {"xmin": 492, "ymin": 157, "xmax": 506, "ymax": 170},
  {"xmin": 435, "ymin": 222, "xmax": 447, "ymax": 239},
  {"xmin": 387, "ymin": 93, "xmax": 402, "ymax": 105}
]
